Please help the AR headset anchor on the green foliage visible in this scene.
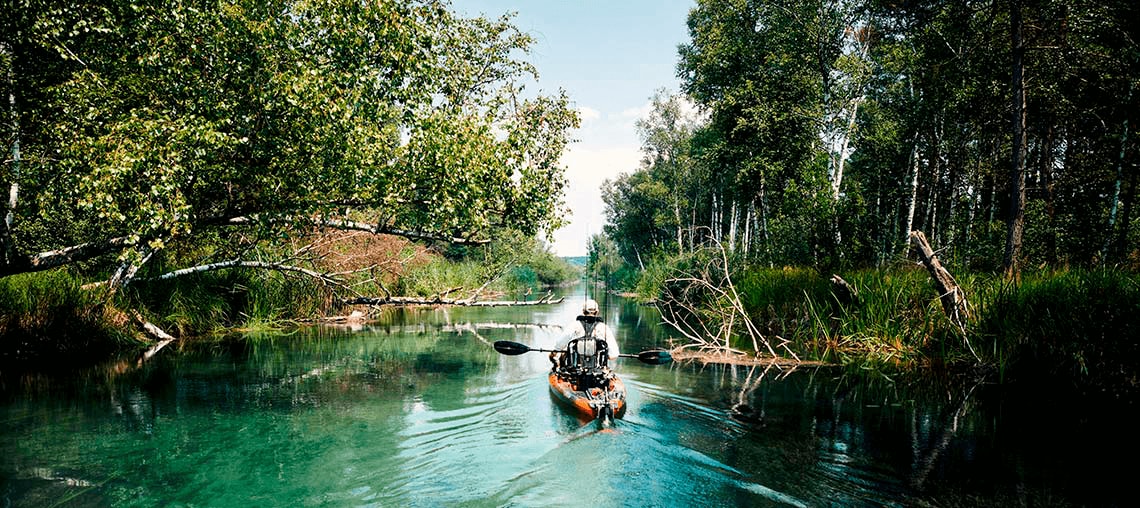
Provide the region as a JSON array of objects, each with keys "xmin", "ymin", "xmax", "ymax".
[
  {"xmin": 3, "ymin": 0, "xmax": 577, "ymax": 279},
  {"xmin": 598, "ymin": 0, "xmax": 1140, "ymax": 275},
  {"xmin": 399, "ymin": 232, "xmax": 578, "ymax": 297}
]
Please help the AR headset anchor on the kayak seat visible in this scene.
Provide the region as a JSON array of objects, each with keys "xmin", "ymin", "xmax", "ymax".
[{"xmin": 560, "ymin": 336, "xmax": 610, "ymax": 390}]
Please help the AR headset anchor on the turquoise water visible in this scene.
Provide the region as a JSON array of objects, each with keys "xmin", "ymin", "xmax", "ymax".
[{"xmin": 1, "ymin": 290, "xmax": 1134, "ymax": 506}]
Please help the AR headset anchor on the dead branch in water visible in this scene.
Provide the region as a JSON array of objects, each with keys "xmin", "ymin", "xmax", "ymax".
[
  {"xmin": 343, "ymin": 292, "xmax": 564, "ymax": 307},
  {"xmin": 656, "ymin": 229, "xmax": 799, "ymax": 362}
]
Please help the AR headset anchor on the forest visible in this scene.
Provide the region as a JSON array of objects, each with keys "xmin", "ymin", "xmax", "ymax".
[
  {"xmin": 604, "ymin": 0, "xmax": 1138, "ymax": 271},
  {"xmin": 592, "ymin": 0, "xmax": 1139, "ymax": 391},
  {"xmin": 3, "ymin": 0, "xmax": 1139, "ymax": 395}
]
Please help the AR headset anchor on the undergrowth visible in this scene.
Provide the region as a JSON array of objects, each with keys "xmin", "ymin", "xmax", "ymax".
[{"xmin": 638, "ymin": 258, "xmax": 1140, "ymax": 390}]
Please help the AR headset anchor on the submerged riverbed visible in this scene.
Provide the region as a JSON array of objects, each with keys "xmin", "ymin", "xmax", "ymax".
[{"xmin": 1, "ymin": 290, "xmax": 1134, "ymax": 506}]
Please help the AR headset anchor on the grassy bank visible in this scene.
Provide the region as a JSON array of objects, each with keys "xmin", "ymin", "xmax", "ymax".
[
  {"xmin": 0, "ymin": 234, "xmax": 579, "ymax": 366},
  {"xmin": 641, "ymin": 262, "xmax": 1139, "ymax": 394},
  {"xmin": 0, "ymin": 271, "xmax": 140, "ymax": 366}
]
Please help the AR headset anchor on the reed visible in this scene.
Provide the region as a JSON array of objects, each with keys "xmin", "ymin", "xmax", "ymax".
[
  {"xmin": 0, "ymin": 271, "xmax": 138, "ymax": 364},
  {"xmin": 965, "ymin": 269, "xmax": 1140, "ymax": 389},
  {"xmin": 646, "ymin": 261, "xmax": 1139, "ymax": 387}
]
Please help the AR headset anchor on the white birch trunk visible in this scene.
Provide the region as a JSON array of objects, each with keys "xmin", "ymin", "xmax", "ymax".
[
  {"xmin": 902, "ymin": 141, "xmax": 921, "ymax": 255},
  {"xmin": 728, "ymin": 200, "xmax": 738, "ymax": 254},
  {"xmin": 1104, "ymin": 105, "xmax": 1131, "ymax": 260},
  {"xmin": 3, "ymin": 42, "xmax": 18, "ymax": 265},
  {"xmin": 832, "ymin": 97, "xmax": 861, "ymax": 201}
]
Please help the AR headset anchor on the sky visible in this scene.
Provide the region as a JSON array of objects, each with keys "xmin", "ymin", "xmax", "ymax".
[{"xmin": 458, "ymin": 1, "xmax": 697, "ymax": 257}]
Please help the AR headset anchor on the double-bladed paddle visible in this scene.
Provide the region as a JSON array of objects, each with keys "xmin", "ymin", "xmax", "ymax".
[{"xmin": 492, "ymin": 340, "xmax": 673, "ymax": 365}]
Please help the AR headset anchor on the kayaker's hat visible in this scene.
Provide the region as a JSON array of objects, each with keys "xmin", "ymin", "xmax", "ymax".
[{"xmin": 583, "ymin": 299, "xmax": 599, "ymax": 315}]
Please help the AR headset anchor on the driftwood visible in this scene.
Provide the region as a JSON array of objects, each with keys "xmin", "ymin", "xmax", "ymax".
[
  {"xmin": 129, "ymin": 311, "xmax": 178, "ymax": 364},
  {"xmin": 909, "ymin": 231, "xmax": 968, "ymax": 326},
  {"xmin": 656, "ymin": 228, "xmax": 798, "ymax": 362},
  {"xmin": 344, "ymin": 292, "xmax": 564, "ymax": 307},
  {"xmin": 830, "ymin": 274, "xmax": 858, "ymax": 305}
]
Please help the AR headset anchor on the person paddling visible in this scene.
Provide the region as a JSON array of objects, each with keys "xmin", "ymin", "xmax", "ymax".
[{"xmin": 550, "ymin": 299, "xmax": 620, "ymax": 374}]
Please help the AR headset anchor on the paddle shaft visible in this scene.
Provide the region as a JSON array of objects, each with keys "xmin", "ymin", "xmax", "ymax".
[{"xmin": 493, "ymin": 340, "xmax": 672, "ymax": 365}]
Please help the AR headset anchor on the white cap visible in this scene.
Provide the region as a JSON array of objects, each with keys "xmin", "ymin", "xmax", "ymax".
[{"xmin": 583, "ymin": 299, "xmax": 599, "ymax": 314}]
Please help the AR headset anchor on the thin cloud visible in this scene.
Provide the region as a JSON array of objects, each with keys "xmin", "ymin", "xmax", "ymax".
[{"xmin": 577, "ymin": 106, "xmax": 601, "ymax": 122}]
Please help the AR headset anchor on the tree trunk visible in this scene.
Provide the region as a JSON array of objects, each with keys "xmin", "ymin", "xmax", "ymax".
[
  {"xmin": 0, "ymin": 236, "xmax": 135, "ymax": 278},
  {"xmin": 832, "ymin": 97, "xmax": 862, "ymax": 201},
  {"xmin": 759, "ymin": 182, "xmax": 771, "ymax": 264},
  {"xmin": 1041, "ymin": 123, "xmax": 1058, "ymax": 264},
  {"xmin": 902, "ymin": 137, "xmax": 921, "ymax": 255},
  {"xmin": 1004, "ymin": 0, "xmax": 1028, "ymax": 278},
  {"xmin": 1103, "ymin": 91, "xmax": 1131, "ymax": 262},
  {"xmin": 743, "ymin": 201, "xmax": 754, "ymax": 260},
  {"xmin": 1116, "ymin": 170, "xmax": 1137, "ymax": 258},
  {"xmin": 728, "ymin": 200, "xmax": 738, "ymax": 254},
  {"xmin": 2, "ymin": 42, "xmax": 18, "ymax": 266},
  {"xmin": 674, "ymin": 196, "xmax": 684, "ymax": 255}
]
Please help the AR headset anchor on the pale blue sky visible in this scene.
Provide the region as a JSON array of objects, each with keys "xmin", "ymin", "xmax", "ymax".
[{"xmin": 458, "ymin": 1, "xmax": 696, "ymax": 257}]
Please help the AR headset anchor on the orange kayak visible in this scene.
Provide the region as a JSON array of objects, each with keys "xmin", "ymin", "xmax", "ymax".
[{"xmin": 547, "ymin": 371, "xmax": 627, "ymax": 421}]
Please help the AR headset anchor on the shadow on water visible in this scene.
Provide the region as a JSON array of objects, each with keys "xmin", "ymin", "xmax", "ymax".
[{"xmin": 1, "ymin": 289, "xmax": 1136, "ymax": 507}]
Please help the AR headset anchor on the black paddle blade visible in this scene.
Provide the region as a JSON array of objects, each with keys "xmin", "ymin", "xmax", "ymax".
[
  {"xmin": 493, "ymin": 340, "xmax": 532, "ymax": 356},
  {"xmin": 637, "ymin": 349, "xmax": 673, "ymax": 365}
]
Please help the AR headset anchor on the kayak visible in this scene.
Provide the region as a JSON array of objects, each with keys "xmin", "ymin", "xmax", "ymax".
[{"xmin": 547, "ymin": 370, "xmax": 627, "ymax": 421}]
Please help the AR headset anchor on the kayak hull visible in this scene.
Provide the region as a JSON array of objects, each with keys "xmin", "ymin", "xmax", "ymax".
[{"xmin": 548, "ymin": 371, "xmax": 627, "ymax": 421}]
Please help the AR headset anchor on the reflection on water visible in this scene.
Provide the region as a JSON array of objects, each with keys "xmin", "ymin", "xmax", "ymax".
[{"xmin": 1, "ymin": 289, "xmax": 1135, "ymax": 507}]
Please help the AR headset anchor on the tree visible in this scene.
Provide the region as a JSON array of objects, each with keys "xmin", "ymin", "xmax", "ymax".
[
  {"xmin": 1, "ymin": 0, "xmax": 577, "ymax": 288},
  {"xmin": 635, "ymin": 89, "xmax": 703, "ymax": 254}
]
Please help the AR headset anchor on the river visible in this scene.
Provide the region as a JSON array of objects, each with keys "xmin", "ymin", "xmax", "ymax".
[{"xmin": 1, "ymin": 288, "xmax": 1134, "ymax": 507}]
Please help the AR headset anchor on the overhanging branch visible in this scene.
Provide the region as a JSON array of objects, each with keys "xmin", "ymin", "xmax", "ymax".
[
  {"xmin": 344, "ymin": 292, "xmax": 563, "ymax": 307},
  {"xmin": 1, "ymin": 235, "xmax": 135, "ymax": 278}
]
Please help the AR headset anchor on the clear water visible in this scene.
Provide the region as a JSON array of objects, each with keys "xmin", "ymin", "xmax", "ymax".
[{"xmin": 1, "ymin": 289, "xmax": 1134, "ymax": 507}]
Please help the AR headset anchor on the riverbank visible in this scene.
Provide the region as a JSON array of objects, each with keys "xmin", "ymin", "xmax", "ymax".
[
  {"xmin": 5, "ymin": 250, "xmax": 1139, "ymax": 402},
  {"xmin": 0, "ymin": 233, "xmax": 580, "ymax": 368},
  {"xmin": 633, "ymin": 264, "xmax": 1140, "ymax": 399}
]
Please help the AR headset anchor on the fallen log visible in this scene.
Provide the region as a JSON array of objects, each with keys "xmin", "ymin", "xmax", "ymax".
[
  {"xmin": 343, "ymin": 292, "xmax": 564, "ymax": 307},
  {"xmin": 130, "ymin": 311, "xmax": 178, "ymax": 364},
  {"xmin": 909, "ymin": 231, "xmax": 968, "ymax": 327},
  {"xmin": 909, "ymin": 230, "xmax": 978, "ymax": 360}
]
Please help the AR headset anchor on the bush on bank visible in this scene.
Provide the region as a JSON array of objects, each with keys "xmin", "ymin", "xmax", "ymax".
[{"xmin": 0, "ymin": 271, "xmax": 140, "ymax": 366}]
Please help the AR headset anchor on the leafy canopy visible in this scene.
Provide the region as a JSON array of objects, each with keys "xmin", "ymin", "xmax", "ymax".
[{"xmin": 2, "ymin": 0, "xmax": 577, "ymax": 275}]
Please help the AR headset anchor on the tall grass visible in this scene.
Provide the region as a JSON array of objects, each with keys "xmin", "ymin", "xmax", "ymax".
[
  {"xmin": 396, "ymin": 258, "xmax": 489, "ymax": 297},
  {"xmin": 966, "ymin": 269, "xmax": 1140, "ymax": 390},
  {"xmin": 641, "ymin": 259, "xmax": 1140, "ymax": 389},
  {"xmin": 134, "ymin": 269, "xmax": 336, "ymax": 334},
  {"xmin": 0, "ymin": 271, "xmax": 138, "ymax": 364},
  {"xmin": 731, "ymin": 267, "xmax": 948, "ymax": 366}
]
